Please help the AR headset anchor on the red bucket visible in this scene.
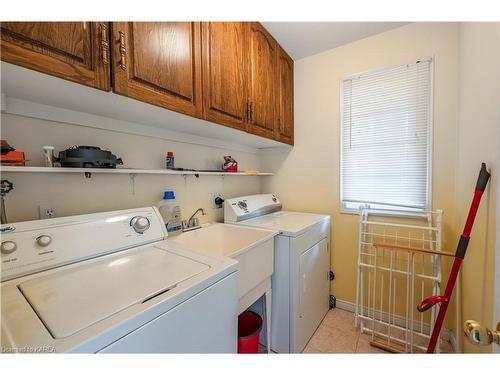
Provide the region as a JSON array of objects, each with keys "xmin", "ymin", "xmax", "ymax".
[{"xmin": 237, "ymin": 311, "xmax": 262, "ymax": 354}]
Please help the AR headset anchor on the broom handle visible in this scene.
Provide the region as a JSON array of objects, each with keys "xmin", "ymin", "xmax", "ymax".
[{"xmin": 426, "ymin": 163, "xmax": 490, "ymax": 353}]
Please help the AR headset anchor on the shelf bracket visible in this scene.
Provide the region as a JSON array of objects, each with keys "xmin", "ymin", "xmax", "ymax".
[{"xmin": 129, "ymin": 173, "xmax": 136, "ymax": 195}]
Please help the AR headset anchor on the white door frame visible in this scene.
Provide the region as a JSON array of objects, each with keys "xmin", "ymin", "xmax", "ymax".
[
  {"xmin": 493, "ymin": 23, "xmax": 500, "ymax": 355},
  {"xmin": 494, "ymin": 132, "xmax": 500, "ymax": 354}
]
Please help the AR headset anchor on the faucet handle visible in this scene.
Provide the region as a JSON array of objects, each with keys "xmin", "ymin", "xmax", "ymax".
[{"xmin": 189, "ymin": 217, "xmax": 200, "ymax": 228}]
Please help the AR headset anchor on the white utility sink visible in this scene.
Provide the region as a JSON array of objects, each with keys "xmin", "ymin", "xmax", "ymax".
[{"xmin": 168, "ymin": 223, "xmax": 277, "ymax": 313}]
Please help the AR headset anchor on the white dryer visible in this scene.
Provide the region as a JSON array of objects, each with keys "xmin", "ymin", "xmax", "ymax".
[
  {"xmin": 225, "ymin": 194, "xmax": 331, "ymax": 353},
  {"xmin": 1, "ymin": 207, "xmax": 238, "ymax": 353}
]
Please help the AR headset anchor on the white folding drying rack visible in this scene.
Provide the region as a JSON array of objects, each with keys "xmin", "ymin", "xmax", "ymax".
[{"xmin": 354, "ymin": 207, "xmax": 458, "ymax": 353}]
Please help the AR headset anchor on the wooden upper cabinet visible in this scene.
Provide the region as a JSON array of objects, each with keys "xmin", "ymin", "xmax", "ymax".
[
  {"xmin": 1, "ymin": 22, "xmax": 293, "ymax": 145},
  {"xmin": 0, "ymin": 22, "xmax": 110, "ymax": 90},
  {"xmin": 111, "ymin": 22, "xmax": 202, "ymax": 118},
  {"xmin": 201, "ymin": 22, "xmax": 247, "ymax": 131},
  {"xmin": 276, "ymin": 46, "xmax": 294, "ymax": 145},
  {"xmin": 245, "ymin": 22, "xmax": 277, "ymax": 139}
]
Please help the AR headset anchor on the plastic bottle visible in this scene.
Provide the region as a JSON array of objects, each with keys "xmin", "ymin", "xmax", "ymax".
[
  {"xmin": 166, "ymin": 151, "xmax": 175, "ymax": 169},
  {"xmin": 157, "ymin": 191, "xmax": 182, "ymax": 235},
  {"xmin": 42, "ymin": 145, "xmax": 56, "ymax": 167}
]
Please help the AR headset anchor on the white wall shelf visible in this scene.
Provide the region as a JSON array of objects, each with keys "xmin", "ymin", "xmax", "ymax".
[{"xmin": 1, "ymin": 166, "xmax": 273, "ymax": 177}]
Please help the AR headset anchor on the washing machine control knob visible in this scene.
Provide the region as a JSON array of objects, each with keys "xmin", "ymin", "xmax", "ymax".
[
  {"xmin": 237, "ymin": 201, "xmax": 247, "ymax": 210},
  {"xmin": 36, "ymin": 235, "xmax": 52, "ymax": 247},
  {"xmin": 130, "ymin": 216, "xmax": 150, "ymax": 233},
  {"xmin": 1, "ymin": 241, "xmax": 17, "ymax": 254}
]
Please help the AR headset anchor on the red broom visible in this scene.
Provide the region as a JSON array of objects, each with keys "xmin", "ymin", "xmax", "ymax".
[{"xmin": 417, "ymin": 163, "xmax": 490, "ymax": 353}]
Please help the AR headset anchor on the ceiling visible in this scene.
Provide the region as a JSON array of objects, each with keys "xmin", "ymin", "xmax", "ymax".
[{"xmin": 262, "ymin": 22, "xmax": 409, "ymax": 60}]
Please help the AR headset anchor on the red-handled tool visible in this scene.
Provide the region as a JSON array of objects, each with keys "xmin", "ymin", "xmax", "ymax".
[{"xmin": 417, "ymin": 163, "xmax": 490, "ymax": 353}]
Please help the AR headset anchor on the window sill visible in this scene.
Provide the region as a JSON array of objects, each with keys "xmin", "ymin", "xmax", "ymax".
[{"xmin": 340, "ymin": 207, "xmax": 431, "ymax": 219}]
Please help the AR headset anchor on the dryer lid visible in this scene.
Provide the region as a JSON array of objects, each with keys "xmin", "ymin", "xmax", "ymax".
[
  {"xmin": 18, "ymin": 247, "xmax": 209, "ymax": 339},
  {"xmin": 236, "ymin": 211, "xmax": 330, "ymax": 237}
]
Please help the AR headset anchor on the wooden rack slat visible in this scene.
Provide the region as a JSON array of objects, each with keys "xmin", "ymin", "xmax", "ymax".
[{"xmin": 372, "ymin": 242, "xmax": 455, "ymax": 257}]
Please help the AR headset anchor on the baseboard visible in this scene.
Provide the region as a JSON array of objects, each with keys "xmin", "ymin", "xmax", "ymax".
[
  {"xmin": 449, "ymin": 329, "xmax": 458, "ymax": 353},
  {"xmin": 335, "ymin": 298, "xmax": 357, "ymax": 313},
  {"xmin": 335, "ymin": 298, "xmax": 459, "ymax": 353}
]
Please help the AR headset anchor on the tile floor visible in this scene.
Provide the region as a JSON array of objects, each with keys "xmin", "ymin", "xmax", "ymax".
[
  {"xmin": 302, "ymin": 308, "xmax": 454, "ymax": 354},
  {"xmin": 303, "ymin": 308, "xmax": 386, "ymax": 353},
  {"xmin": 259, "ymin": 307, "xmax": 454, "ymax": 354}
]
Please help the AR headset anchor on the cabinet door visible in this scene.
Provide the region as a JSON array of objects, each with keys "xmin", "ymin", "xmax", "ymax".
[
  {"xmin": 276, "ymin": 47, "xmax": 294, "ymax": 145},
  {"xmin": 0, "ymin": 22, "xmax": 110, "ymax": 90},
  {"xmin": 245, "ymin": 23, "xmax": 277, "ymax": 139},
  {"xmin": 112, "ymin": 22, "xmax": 202, "ymax": 117},
  {"xmin": 202, "ymin": 22, "xmax": 247, "ymax": 131}
]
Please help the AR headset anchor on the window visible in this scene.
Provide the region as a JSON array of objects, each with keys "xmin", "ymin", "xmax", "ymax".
[{"xmin": 340, "ymin": 59, "xmax": 433, "ymax": 213}]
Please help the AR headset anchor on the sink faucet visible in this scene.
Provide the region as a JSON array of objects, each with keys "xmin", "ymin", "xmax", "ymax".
[{"xmin": 183, "ymin": 208, "xmax": 206, "ymax": 231}]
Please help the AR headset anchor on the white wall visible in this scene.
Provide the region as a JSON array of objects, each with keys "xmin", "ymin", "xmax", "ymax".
[
  {"xmin": 1, "ymin": 113, "xmax": 264, "ymax": 223},
  {"xmin": 456, "ymin": 22, "xmax": 500, "ymax": 353}
]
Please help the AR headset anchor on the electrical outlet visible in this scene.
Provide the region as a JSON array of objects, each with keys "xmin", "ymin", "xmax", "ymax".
[
  {"xmin": 212, "ymin": 193, "xmax": 224, "ymax": 209},
  {"xmin": 38, "ymin": 204, "xmax": 58, "ymax": 219}
]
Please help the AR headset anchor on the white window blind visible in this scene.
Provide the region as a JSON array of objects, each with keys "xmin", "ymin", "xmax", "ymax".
[{"xmin": 341, "ymin": 59, "xmax": 432, "ymax": 212}]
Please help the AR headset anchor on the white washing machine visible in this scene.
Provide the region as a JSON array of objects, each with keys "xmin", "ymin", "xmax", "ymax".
[
  {"xmin": 1, "ymin": 207, "xmax": 238, "ymax": 353},
  {"xmin": 225, "ymin": 194, "xmax": 331, "ymax": 353}
]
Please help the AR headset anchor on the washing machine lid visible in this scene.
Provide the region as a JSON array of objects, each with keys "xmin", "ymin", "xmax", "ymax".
[
  {"xmin": 18, "ymin": 246, "xmax": 209, "ymax": 339},
  {"xmin": 235, "ymin": 211, "xmax": 330, "ymax": 237}
]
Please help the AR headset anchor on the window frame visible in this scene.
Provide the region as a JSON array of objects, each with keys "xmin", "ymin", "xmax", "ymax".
[{"xmin": 339, "ymin": 57, "xmax": 434, "ymax": 216}]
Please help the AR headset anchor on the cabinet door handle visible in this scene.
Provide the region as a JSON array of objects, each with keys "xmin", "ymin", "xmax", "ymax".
[
  {"xmin": 119, "ymin": 31, "xmax": 127, "ymax": 70},
  {"xmin": 100, "ymin": 23, "xmax": 109, "ymax": 65},
  {"xmin": 246, "ymin": 101, "xmax": 251, "ymax": 122},
  {"xmin": 249, "ymin": 102, "xmax": 253, "ymax": 122}
]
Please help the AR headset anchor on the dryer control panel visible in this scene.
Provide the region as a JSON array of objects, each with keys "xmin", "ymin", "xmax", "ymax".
[
  {"xmin": 0, "ymin": 207, "xmax": 167, "ymax": 282},
  {"xmin": 224, "ymin": 194, "xmax": 282, "ymax": 223}
]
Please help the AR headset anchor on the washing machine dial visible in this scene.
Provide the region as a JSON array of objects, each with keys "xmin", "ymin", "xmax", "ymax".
[
  {"xmin": 36, "ymin": 235, "xmax": 52, "ymax": 247},
  {"xmin": 130, "ymin": 216, "xmax": 150, "ymax": 233},
  {"xmin": 1, "ymin": 241, "xmax": 17, "ymax": 254},
  {"xmin": 237, "ymin": 201, "xmax": 247, "ymax": 210}
]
